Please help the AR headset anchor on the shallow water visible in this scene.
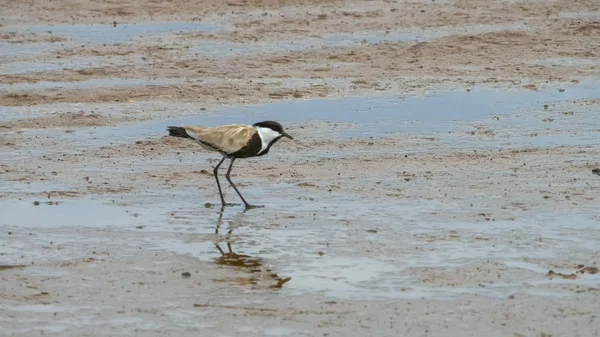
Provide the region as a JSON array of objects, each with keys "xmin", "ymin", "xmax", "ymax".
[
  {"xmin": 4, "ymin": 80, "xmax": 597, "ymax": 152},
  {"xmin": 560, "ymin": 11, "xmax": 600, "ymax": 19},
  {"xmin": 2, "ymin": 79, "xmax": 599, "ymax": 303},
  {"xmin": 0, "ymin": 56, "xmax": 125, "ymax": 75},
  {"xmin": 0, "ymin": 42, "xmax": 57, "ymax": 57},
  {"xmin": 531, "ymin": 57, "xmax": 600, "ymax": 67},
  {"xmin": 2, "ymin": 184, "xmax": 598, "ymax": 301},
  {"xmin": 0, "ymin": 197, "xmax": 167, "ymax": 228},
  {"xmin": 0, "ymin": 181, "xmax": 73, "ymax": 194}
]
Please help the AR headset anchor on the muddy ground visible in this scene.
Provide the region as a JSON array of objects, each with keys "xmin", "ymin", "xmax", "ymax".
[{"xmin": 1, "ymin": 0, "xmax": 600, "ymax": 336}]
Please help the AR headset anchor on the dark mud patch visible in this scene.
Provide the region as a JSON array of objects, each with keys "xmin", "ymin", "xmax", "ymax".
[
  {"xmin": 547, "ymin": 265, "xmax": 599, "ymax": 280},
  {"xmin": 0, "ymin": 264, "xmax": 27, "ymax": 270}
]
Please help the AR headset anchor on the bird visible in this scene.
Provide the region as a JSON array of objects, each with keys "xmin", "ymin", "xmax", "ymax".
[{"xmin": 167, "ymin": 121, "xmax": 293, "ymax": 209}]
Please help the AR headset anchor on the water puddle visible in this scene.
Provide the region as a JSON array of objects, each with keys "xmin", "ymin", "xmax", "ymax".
[
  {"xmin": 560, "ymin": 11, "xmax": 600, "ymax": 19},
  {"xmin": 447, "ymin": 65, "xmax": 486, "ymax": 72},
  {"xmin": 264, "ymin": 327, "xmax": 305, "ymax": 336},
  {"xmin": 0, "ymin": 181, "xmax": 73, "ymax": 194},
  {"xmin": 190, "ymin": 23, "xmax": 528, "ymax": 57},
  {"xmin": 1, "ymin": 174, "xmax": 599, "ymax": 301},
  {"xmin": 324, "ymin": 23, "xmax": 527, "ymax": 45},
  {"xmin": 261, "ymin": 77, "xmax": 353, "ymax": 90},
  {"xmin": 238, "ymin": 80, "xmax": 599, "ymax": 136},
  {"xmin": 0, "ymin": 78, "xmax": 181, "ymax": 92},
  {"xmin": 0, "ymin": 42, "xmax": 57, "ymax": 57},
  {"xmin": 279, "ymin": 256, "xmax": 398, "ymax": 299},
  {"xmin": 530, "ymin": 57, "xmax": 600, "ymax": 67},
  {"xmin": 276, "ymin": 213, "xmax": 600, "ymax": 300},
  {"xmin": 0, "ymin": 21, "xmax": 223, "ymax": 60},
  {"xmin": 0, "ymin": 197, "xmax": 167, "ymax": 228},
  {"xmin": 5, "ymin": 21, "xmax": 222, "ymax": 44},
  {"xmin": 84, "ymin": 80, "xmax": 600, "ymax": 144},
  {"xmin": 3, "ymin": 80, "xmax": 598, "ymax": 151},
  {"xmin": 0, "ymin": 56, "xmax": 123, "ymax": 75},
  {"xmin": 0, "ymin": 100, "xmax": 196, "ymax": 121},
  {"xmin": 489, "ymin": 132, "xmax": 600, "ymax": 148}
]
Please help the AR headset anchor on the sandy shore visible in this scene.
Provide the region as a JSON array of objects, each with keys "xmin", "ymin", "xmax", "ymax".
[{"xmin": 1, "ymin": 0, "xmax": 600, "ymax": 336}]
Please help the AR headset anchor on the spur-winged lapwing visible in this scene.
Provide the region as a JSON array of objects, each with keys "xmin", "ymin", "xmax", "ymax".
[{"xmin": 167, "ymin": 121, "xmax": 293, "ymax": 209}]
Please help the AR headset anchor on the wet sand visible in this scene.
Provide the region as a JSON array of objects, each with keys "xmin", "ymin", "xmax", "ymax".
[{"xmin": 1, "ymin": 0, "xmax": 600, "ymax": 336}]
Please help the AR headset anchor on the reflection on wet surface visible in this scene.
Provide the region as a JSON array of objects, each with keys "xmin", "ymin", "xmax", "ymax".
[
  {"xmin": 214, "ymin": 210, "xmax": 262, "ymax": 268},
  {"xmin": 1, "ymin": 179, "xmax": 599, "ymax": 301},
  {"xmin": 213, "ymin": 209, "xmax": 292, "ymax": 288}
]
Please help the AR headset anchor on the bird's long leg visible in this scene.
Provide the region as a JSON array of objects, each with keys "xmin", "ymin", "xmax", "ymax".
[
  {"xmin": 225, "ymin": 158, "xmax": 264, "ymax": 209},
  {"xmin": 213, "ymin": 157, "xmax": 238, "ymax": 208},
  {"xmin": 213, "ymin": 157, "xmax": 226, "ymax": 206}
]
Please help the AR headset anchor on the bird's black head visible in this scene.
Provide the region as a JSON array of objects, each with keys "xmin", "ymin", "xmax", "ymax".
[{"xmin": 252, "ymin": 121, "xmax": 293, "ymax": 139}]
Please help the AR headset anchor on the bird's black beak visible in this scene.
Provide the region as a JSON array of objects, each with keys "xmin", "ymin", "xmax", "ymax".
[{"xmin": 282, "ymin": 131, "xmax": 293, "ymax": 140}]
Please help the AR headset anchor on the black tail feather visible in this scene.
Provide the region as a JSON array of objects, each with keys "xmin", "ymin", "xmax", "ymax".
[{"xmin": 167, "ymin": 126, "xmax": 191, "ymax": 139}]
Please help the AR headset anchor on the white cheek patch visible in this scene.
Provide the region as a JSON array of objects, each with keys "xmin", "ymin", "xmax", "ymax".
[{"xmin": 256, "ymin": 127, "xmax": 281, "ymax": 153}]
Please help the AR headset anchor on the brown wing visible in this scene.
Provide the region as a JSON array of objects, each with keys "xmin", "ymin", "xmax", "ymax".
[{"xmin": 182, "ymin": 124, "xmax": 256, "ymax": 154}]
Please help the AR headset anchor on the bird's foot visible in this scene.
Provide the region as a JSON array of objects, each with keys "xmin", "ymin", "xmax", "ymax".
[{"xmin": 244, "ymin": 204, "xmax": 264, "ymax": 210}]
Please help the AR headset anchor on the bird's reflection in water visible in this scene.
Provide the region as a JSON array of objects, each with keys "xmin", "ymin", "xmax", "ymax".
[{"xmin": 213, "ymin": 208, "xmax": 291, "ymax": 288}]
